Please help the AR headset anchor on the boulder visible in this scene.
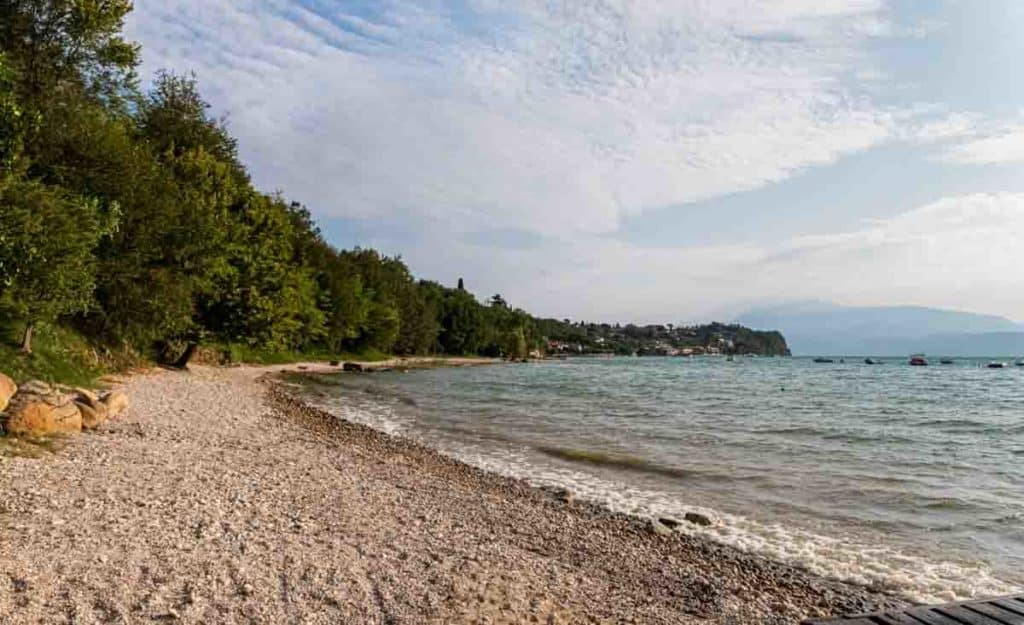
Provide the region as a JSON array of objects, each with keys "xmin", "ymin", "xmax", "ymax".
[
  {"xmin": 554, "ymin": 488, "xmax": 574, "ymax": 505},
  {"xmin": 657, "ymin": 517, "xmax": 681, "ymax": 530},
  {"xmin": 0, "ymin": 372, "xmax": 16, "ymax": 412},
  {"xmin": 101, "ymin": 390, "xmax": 130, "ymax": 418},
  {"xmin": 18, "ymin": 379, "xmax": 53, "ymax": 395},
  {"xmin": 2, "ymin": 382, "xmax": 82, "ymax": 435},
  {"xmin": 684, "ymin": 511, "xmax": 714, "ymax": 527},
  {"xmin": 74, "ymin": 387, "xmax": 101, "ymax": 409},
  {"xmin": 76, "ymin": 400, "xmax": 109, "ymax": 430},
  {"xmin": 651, "ymin": 519, "xmax": 674, "ymax": 536}
]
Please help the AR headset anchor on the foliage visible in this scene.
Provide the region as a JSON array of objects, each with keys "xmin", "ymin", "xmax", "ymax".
[
  {"xmin": 0, "ymin": 53, "xmax": 29, "ymax": 171},
  {"xmin": 0, "ymin": 0, "xmax": 139, "ymax": 103},
  {"xmin": 0, "ymin": 178, "xmax": 114, "ymax": 349}
]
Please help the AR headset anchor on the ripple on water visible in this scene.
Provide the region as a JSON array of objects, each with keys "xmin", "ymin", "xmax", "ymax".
[{"xmin": 299, "ymin": 357, "xmax": 1024, "ymax": 601}]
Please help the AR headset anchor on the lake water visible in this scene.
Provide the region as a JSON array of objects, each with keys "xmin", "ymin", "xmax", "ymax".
[{"xmin": 299, "ymin": 356, "xmax": 1024, "ymax": 603}]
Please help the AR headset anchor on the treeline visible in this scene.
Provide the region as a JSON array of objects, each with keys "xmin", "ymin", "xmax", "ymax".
[{"xmin": 0, "ymin": 1, "xmax": 543, "ymax": 363}]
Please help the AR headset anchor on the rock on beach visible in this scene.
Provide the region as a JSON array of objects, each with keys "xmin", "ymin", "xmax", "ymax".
[
  {"xmin": 0, "ymin": 372, "xmax": 16, "ymax": 412},
  {"xmin": 2, "ymin": 380, "xmax": 82, "ymax": 435}
]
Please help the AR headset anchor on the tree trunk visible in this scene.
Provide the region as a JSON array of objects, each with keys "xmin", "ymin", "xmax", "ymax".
[
  {"xmin": 173, "ymin": 342, "xmax": 198, "ymax": 369},
  {"xmin": 20, "ymin": 322, "xmax": 34, "ymax": 354}
]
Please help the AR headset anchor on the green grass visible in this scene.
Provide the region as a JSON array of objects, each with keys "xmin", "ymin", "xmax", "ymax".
[
  {"xmin": 0, "ymin": 320, "xmax": 108, "ymax": 387},
  {"xmin": 0, "ymin": 321, "xmax": 395, "ymax": 387},
  {"xmin": 217, "ymin": 343, "xmax": 391, "ymax": 365}
]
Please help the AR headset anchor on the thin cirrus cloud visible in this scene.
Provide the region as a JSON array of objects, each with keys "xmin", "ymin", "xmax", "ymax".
[
  {"xmin": 127, "ymin": 0, "xmax": 905, "ymax": 234},
  {"xmin": 125, "ymin": 1, "xmax": 1024, "ymax": 320},
  {"xmin": 937, "ymin": 119, "xmax": 1024, "ymax": 165},
  {"xmin": 479, "ymin": 192, "xmax": 1024, "ymax": 322}
]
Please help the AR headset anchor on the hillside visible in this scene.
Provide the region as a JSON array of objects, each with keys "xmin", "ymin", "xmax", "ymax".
[{"xmin": 737, "ymin": 302, "xmax": 1024, "ymax": 356}]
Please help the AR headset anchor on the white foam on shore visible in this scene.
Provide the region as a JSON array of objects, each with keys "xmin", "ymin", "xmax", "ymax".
[{"xmin": 312, "ymin": 393, "xmax": 1020, "ymax": 605}]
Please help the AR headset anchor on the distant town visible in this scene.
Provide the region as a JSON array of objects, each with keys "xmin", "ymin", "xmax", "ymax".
[{"xmin": 535, "ymin": 320, "xmax": 791, "ymax": 357}]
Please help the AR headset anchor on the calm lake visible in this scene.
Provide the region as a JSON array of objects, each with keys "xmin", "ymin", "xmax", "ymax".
[{"xmin": 300, "ymin": 356, "xmax": 1024, "ymax": 603}]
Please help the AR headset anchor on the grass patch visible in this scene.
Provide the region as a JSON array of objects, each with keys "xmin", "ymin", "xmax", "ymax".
[{"xmin": 0, "ymin": 320, "xmax": 108, "ymax": 387}]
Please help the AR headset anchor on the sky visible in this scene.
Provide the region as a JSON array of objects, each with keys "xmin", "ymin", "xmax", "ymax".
[{"xmin": 125, "ymin": 1, "xmax": 1024, "ymax": 324}]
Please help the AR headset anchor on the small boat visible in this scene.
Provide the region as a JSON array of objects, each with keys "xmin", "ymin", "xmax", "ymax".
[
  {"xmin": 940, "ymin": 359, "xmax": 954, "ymax": 365},
  {"xmin": 909, "ymin": 354, "xmax": 928, "ymax": 366},
  {"xmin": 813, "ymin": 357, "xmax": 834, "ymax": 364},
  {"xmin": 987, "ymin": 361, "xmax": 1007, "ymax": 369},
  {"xmin": 1015, "ymin": 360, "xmax": 1024, "ymax": 367},
  {"xmin": 864, "ymin": 358, "xmax": 883, "ymax": 365}
]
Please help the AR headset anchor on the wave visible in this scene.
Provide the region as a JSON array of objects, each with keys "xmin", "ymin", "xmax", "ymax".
[
  {"xmin": 821, "ymin": 432, "xmax": 919, "ymax": 445},
  {"xmin": 299, "ymin": 379, "xmax": 1023, "ymax": 605},
  {"xmin": 536, "ymin": 446, "xmax": 694, "ymax": 480},
  {"xmin": 465, "ymin": 451, "xmax": 1019, "ymax": 605},
  {"xmin": 754, "ymin": 426, "xmax": 826, "ymax": 436},
  {"xmin": 310, "ymin": 392, "xmax": 1019, "ymax": 605}
]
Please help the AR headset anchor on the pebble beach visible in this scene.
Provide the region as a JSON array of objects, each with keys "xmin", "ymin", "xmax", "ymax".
[{"xmin": 0, "ymin": 364, "xmax": 907, "ymax": 624}]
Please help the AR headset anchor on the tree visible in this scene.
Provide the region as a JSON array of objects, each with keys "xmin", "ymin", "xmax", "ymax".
[
  {"xmin": 107, "ymin": 73, "xmax": 249, "ymax": 365},
  {"xmin": 438, "ymin": 288, "xmax": 485, "ymax": 354},
  {"xmin": 198, "ymin": 193, "xmax": 324, "ymax": 351},
  {"xmin": 0, "ymin": 0, "xmax": 139, "ymax": 104},
  {"xmin": 0, "ymin": 53, "xmax": 31, "ymax": 173},
  {"xmin": 0, "ymin": 178, "xmax": 113, "ymax": 352}
]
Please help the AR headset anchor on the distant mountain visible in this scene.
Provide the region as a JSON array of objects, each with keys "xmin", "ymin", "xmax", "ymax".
[{"xmin": 736, "ymin": 301, "xmax": 1024, "ymax": 356}]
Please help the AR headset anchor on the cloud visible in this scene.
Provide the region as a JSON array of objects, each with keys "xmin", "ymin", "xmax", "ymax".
[
  {"xmin": 124, "ymin": 2, "xmax": 1024, "ymax": 321},
  {"xmin": 938, "ymin": 117, "xmax": 1024, "ymax": 165},
  {"xmin": 126, "ymin": 0, "xmax": 909, "ymax": 236},
  {"xmin": 407, "ymin": 192, "xmax": 1024, "ymax": 322}
]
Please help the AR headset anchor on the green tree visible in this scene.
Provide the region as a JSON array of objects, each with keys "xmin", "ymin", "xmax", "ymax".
[
  {"xmin": 0, "ymin": 178, "xmax": 113, "ymax": 352},
  {"xmin": 96, "ymin": 73, "xmax": 246, "ymax": 364},
  {"xmin": 438, "ymin": 287, "xmax": 485, "ymax": 355},
  {"xmin": 0, "ymin": 0, "xmax": 139, "ymax": 104},
  {"xmin": 199, "ymin": 193, "xmax": 325, "ymax": 351},
  {"xmin": 0, "ymin": 53, "xmax": 31, "ymax": 173}
]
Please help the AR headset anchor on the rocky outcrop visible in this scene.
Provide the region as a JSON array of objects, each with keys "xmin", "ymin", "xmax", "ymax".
[
  {"xmin": 101, "ymin": 390, "xmax": 130, "ymax": 418},
  {"xmin": 0, "ymin": 372, "xmax": 16, "ymax": 412},
  {"xmin": 2, "ymin": 380, "xmax": 82, "ymax": 435}
]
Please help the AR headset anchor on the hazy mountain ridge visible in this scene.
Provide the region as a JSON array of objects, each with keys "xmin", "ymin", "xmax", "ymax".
[{"xmin": 736, "ymin": 302, "xmax": 1024, "ymax": 356}]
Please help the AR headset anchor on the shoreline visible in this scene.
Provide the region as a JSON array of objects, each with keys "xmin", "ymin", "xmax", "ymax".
[{"xmin": 0, "ymin": 364, "xmax": 905, "ymax": 623}]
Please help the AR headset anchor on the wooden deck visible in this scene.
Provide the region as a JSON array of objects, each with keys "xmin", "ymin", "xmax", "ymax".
[{"xmin": 804, "ymin": 595, "xmax": 1024, "ymax": 625}]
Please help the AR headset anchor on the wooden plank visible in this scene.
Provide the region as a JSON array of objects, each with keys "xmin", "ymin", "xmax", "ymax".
[
  {"xmin": 805, "ymin": 596, "xmax": 1024, "ymax": 625},
  {"xmin": 873, "ymin": 612, "xmax": 929, "ymax": 625},
  {"xmin": 991, "ymin": 601, "xmax": 1024, "ymax": 617},
  {"xmin": 905, "ymin": 608, "xmax": 963, "ymax": 625},
  {"xmin": 936, "ymin": 605, "xmax": 1011, "ymax": 625},
  {"xmin": 965, "ymin": 603, "xmax": 1024, "ymax": 625}
]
